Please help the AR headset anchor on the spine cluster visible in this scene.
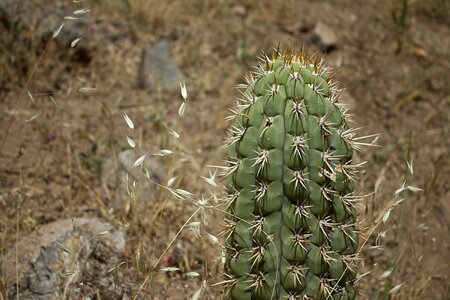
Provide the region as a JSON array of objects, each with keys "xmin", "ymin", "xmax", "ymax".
[{"xmin": 222, "ymin": 48, "xmax": 365, "ymax": 300}]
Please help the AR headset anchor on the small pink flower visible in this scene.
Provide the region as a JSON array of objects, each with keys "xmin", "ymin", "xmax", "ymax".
[{"xmin": 89, "ymin": 24, "xmax": 96, "ymax": 34}]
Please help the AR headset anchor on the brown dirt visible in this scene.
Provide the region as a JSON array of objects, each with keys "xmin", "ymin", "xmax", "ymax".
[{"xmin": 1, "ymin": 0, "xmax": 449, "ymax": 299}]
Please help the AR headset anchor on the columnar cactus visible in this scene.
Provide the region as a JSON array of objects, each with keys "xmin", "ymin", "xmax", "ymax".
[{"xmin": 222, "ymin": 48, "xmax": 362, "ymax": 300}]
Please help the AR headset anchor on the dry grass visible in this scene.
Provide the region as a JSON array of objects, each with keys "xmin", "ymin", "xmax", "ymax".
[{"xmin": 1, "ymin": 0, "xmax": 449, "ymax": 299}]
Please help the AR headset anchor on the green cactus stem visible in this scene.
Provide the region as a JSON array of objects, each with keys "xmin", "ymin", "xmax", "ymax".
[{"xmin": 222, "ymin": 47, "xmax": 363, "ymax": 300}]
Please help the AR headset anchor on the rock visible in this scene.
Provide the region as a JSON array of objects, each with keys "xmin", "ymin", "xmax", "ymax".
[
  {"xmin": 0, "ymin": 0, "xmax": 92, "ymax": 63},
  {"xmin": 231, "ymin": 5, "xmax": 247, "ymax": 17},
  {"xmin": 310, "ymin": 22, "xmax": 338, "ymax": 53},
  {"xmin": 280, "ymin": 20, "xmax": 312, "ymax": 34},
  {"xmin": 40, "ymin": 15, "xmax": 96, "ymax": 64},
  {"xmin": 137, "ymin": 40, "xmax": 183, "ymax": 92},
  {"xmin": 0, "ymin": 1, "xmax": 11, "ymax": 30},
  {"xmin": 118, "ymin": 150, "xmax": 165, "ymax": 181},
  {"xmin": 2, "ymin": 218, "xmax": 125, "ymax": 299},
  {"xmin": 0, "ymin": 0, "xmax": 127, "ymax": 65},
  {"xmin": 101, "ymin": 150, "xmax": 165, "ymax": 212}
]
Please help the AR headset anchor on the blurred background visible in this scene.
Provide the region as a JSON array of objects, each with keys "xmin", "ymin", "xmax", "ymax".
[{"xmin": 0, "ymin": 0, "xmax": 449, "ymax": 299}]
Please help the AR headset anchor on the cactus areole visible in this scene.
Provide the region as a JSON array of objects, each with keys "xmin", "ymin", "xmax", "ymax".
[{"xmin": 223, "ymin": 48, "xmax": 361, "ymax": 300}]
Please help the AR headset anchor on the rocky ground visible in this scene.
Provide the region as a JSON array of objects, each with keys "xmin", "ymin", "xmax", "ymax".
[{"xmin": 0, "ymin": 0, "xmax": 449, "ymax": 299}]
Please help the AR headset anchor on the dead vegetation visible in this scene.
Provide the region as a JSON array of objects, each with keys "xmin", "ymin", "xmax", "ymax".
[{"xmin": 1, "ymin": 0, "xmax": 449, "ymax": 299}]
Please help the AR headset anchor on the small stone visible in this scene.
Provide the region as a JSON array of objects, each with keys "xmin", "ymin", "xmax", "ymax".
[
  {"xmin": 280, "ymin": 20, "xmax": 312, "ymax": 34},
  {"xmin": 231, "ymin": 5, "xmax": 247, "ymax": 17},
  {"xmin": 118, "ymin": 149, "xmax": 164, "ymax": 181},
  {"xmin": 310, "ymin": 22, "xmax": 338, "ymax": 53},
  {"xmin": 0, "ymin": 0, "xmax": 95, "ymax": 63},
  {"xmin": 2, "ymin": 218, "xmax": 125, "ymax": 299},
  {"xmin": 101, "ymin": 150, "xmax": 165, "ymax": 212},
  {"xmin": 137, "ymin": 40, "xmax": 183, "ymax": 92}
]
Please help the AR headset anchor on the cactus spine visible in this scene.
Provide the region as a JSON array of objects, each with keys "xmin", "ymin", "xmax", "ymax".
[{"xmin": 223, "ymin": 48, "xmax": 361, "ymax": 300}]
